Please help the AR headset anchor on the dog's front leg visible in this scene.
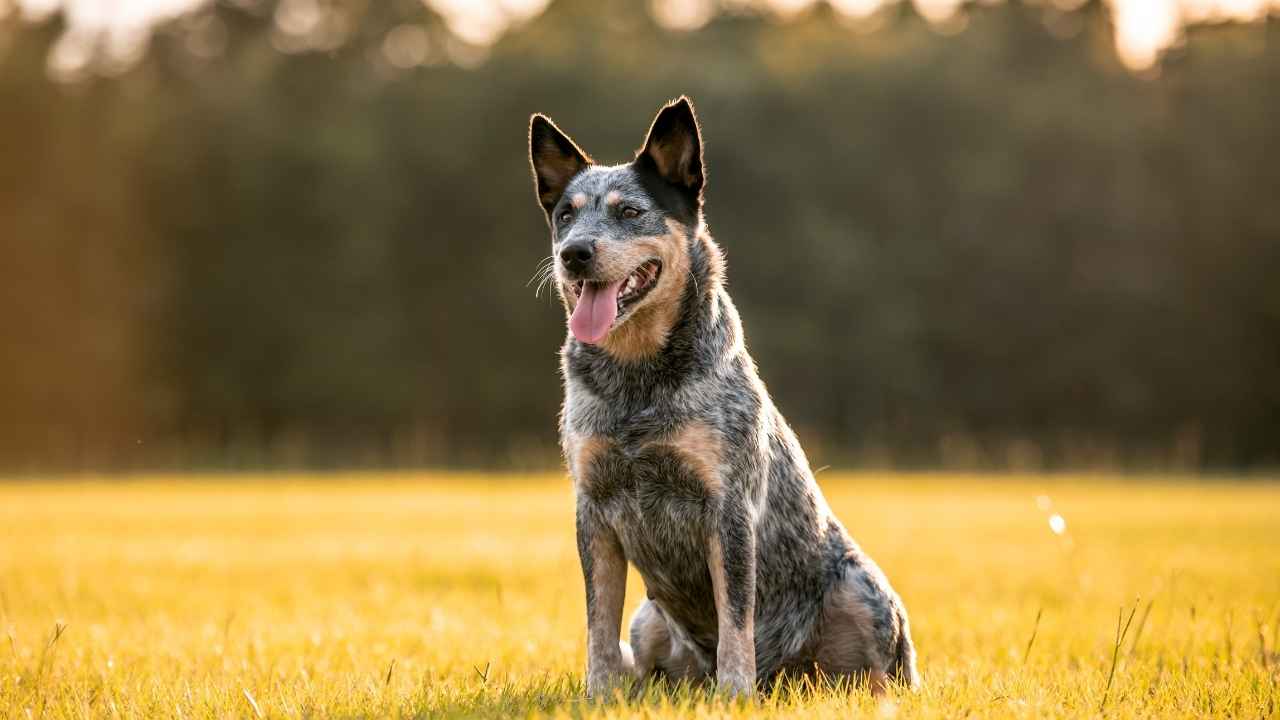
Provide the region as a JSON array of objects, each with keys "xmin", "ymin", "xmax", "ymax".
[
  {"xmin": 708, "ymin": 496, "xmax": 757, "ymax": 697},
  {"xmin": 576, "ymin": 501, "xmax": 629, "ymax": 698}
]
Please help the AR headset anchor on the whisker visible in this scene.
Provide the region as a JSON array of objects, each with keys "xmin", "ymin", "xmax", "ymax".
[
  {"xmin": 529, "ymin": 264, "xmax": 556, "ymax": 299},
  {"xmin": 527, "ymin": 270, "xmax": 551, "ymax": 289},
  {"xmin": 685, "ymin": 267, "xmax": 701, "ymax": 297},
  {"xmin": 541, "ymin": 277, "xmax": 560, "ymax": 304},
  {"xmin": 526, "ymin": 256, "xmax": 554, "ymax": 287},
  {"xmin": 534, "ymin": 268, "xmax": 559, "ymax": 300}
]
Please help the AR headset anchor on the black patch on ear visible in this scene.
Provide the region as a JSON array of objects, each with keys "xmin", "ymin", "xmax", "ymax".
[
  {"xmin": 633, "ymin": 164, "xmax": 700, "ymax": 226},
  {"xmin": 529, "ymin": 114, "xmax": 592, "ymax": 217},
  {"xmin": 635, "ymin": 96, "xmax": 705, "ymax": 204}
]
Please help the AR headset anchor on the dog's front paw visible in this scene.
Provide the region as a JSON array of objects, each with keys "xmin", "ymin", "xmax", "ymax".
[
  {"xmin": 585, "ymin": 642, "xmax": 635, "ymax": 700},
  {"xmin": 585, "ymin": 669, "xmax": 629, "ymax": 700},
  {"xmin": 715, "ymin": 669, "xmax": 755, "ymax": 698}
]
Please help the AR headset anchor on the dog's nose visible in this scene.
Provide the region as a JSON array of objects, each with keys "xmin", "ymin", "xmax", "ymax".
[{"xmin": 559, "ymin": 241, "xmax": 594, "ymax": 273}]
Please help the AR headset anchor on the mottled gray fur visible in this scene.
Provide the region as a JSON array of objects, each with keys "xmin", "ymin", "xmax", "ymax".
[{"xmin": 529, "ymin": 97, "xmax": 918, "ymax": 698}]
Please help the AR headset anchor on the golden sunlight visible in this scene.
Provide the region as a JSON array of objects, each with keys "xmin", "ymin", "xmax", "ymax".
[{"xmin": 15, "ymin": 0, "xmax": 1280, "ymax": 76}]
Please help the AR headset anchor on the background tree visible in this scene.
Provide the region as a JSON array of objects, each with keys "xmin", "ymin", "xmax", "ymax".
[{"xmin": 0, "ymin": 0, "xmax": 1276, "ymax": 472}]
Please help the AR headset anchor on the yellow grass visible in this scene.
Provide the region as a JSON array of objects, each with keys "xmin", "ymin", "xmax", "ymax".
[{"xmin": 1, "ymin": 473, "xmax": 1278, "ymax": 718}]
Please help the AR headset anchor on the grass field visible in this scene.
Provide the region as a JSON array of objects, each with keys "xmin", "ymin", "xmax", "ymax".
[{"xmin": 1, "ymin": 473, "xmax": 1277, "ymax": 718}]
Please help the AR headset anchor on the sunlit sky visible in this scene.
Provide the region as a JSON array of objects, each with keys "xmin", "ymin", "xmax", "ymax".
[{"xmin": 9, "ymin": 0, "xmax": 1280, "ymax": 76}]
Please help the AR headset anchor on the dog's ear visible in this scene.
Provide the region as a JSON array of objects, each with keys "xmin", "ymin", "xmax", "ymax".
[
  {"xmin": 636, "ymin": 96, "xmax": 704, "ymax": 203},
  {"xmin": 529, "ymin": 114, "xmax": 591, "ymax": 217}
]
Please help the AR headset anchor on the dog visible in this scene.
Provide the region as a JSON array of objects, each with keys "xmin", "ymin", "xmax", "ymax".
[{"xmin": 528, "ymin": 97, "xmax": 918, "ymax": 698}]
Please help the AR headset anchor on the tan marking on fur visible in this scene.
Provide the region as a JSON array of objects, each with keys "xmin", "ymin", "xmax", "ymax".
[
  {"xmin": 571, "ymin": 193, "xmax": 588, "ymax": 208},
  {"xmin": 708, "ymin": 534, "xmax": 756, "ymax": 696},
  {"xmin": 666, "ymin": 421, "xmax": 723, "ymax": 495},
  {"xmin": 585, "ymin": 532, "xmax": 629, "ymax": 696},
  {"xmin": 565, "ymin": 433, "xmax": 608, "ymax": 486},
  {"xmin": 597, "ymin": 219, "xmax": 692, "ymax": 362},
  {"xmin": 605, "ymin": 190, "xmax": 621, "ymax": 205}
]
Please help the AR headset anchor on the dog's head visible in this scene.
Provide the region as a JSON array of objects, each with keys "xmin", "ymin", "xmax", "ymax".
[{"xmin": 528, "ymin": 97, "xmax": 705, "ymax": 356}]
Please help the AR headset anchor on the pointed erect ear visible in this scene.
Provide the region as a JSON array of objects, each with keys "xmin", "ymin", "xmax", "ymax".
[
  {"xmin": 529, "ymin": 114, "xmax": 592, "ymax": 216},
  {"xmin": 636, "ymin": 96, "xmax": 704, "ymax": 202}
]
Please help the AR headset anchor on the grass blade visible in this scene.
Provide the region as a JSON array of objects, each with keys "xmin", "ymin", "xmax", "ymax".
[
  {"xmin": 1100, "ymin": 601, "xmax": 1139, "ymax": 712},
  {"xmin": 242, "ymin": 688, "xmax": 264, "ymax": 719},
  {"xmin": 1024, "ymin": 607, "xmax": 1044, "ymax": 664}
]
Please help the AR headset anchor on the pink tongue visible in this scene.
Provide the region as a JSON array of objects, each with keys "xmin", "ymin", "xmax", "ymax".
[{"xmin": 570, "ymin": 279, "xmax": 624, "ymax": 344}]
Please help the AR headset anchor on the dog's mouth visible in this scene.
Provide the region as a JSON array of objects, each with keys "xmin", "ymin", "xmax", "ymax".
[
  {"xmin": 568, "ymin": 259, "xmax": 663, "ymax": 345},
  {"xmin": 570, "ymin": 259, "xmax": 662, "ymax": 310}
]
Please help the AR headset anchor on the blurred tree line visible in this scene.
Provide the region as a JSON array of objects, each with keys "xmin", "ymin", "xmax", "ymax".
[{"xmin": 1, "ymin": 0, "xmax": 1277, "ymax": 473}]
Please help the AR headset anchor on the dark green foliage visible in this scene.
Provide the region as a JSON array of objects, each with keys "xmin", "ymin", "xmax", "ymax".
[{"xmin": 0, "ymin": 2, "xmax": 1277, "ymax": 471}]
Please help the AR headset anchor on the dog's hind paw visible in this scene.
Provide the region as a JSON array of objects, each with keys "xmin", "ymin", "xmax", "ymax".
[{"xmin": 619, "ymin": 640, "xmax": 636, "ymax": 676}]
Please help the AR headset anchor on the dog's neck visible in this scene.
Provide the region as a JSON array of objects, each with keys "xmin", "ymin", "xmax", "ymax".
[{"xmin": 562, "ymin": 228, "xmax": 735, "ymax": 403}]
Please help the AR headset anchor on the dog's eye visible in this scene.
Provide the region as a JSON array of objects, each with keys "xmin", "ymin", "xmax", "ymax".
[
  {"xmin": 621, "ymin": 206, "xmax": 642, "ymax": 220},
  {"xmin": 557, "ymin": 210, "xmax": 573, "ymax": 225}
]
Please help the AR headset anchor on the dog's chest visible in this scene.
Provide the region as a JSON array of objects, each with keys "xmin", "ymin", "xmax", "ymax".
[{"xmin": 573, "ymin": 430, "xmax": 722, "ymax": 636}]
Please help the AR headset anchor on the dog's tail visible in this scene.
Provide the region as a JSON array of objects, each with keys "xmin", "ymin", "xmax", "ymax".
[{"xmin": 890, "ymin": 604, "xmax": 920, "ymax": 690}]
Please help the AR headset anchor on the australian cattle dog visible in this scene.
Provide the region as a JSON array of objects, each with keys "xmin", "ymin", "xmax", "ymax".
[{"xmin": 527, "ymin": 97, "xmax": 919, "ymax": 698}]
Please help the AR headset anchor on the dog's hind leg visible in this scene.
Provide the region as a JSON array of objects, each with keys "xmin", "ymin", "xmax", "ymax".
[
  {"xmin": 812, "ymin": 559, "xmax": 919, "ymax": 694},
  {"xmin": 629, "ymin": 600, "xmax": 713, "ymax": 685}
]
